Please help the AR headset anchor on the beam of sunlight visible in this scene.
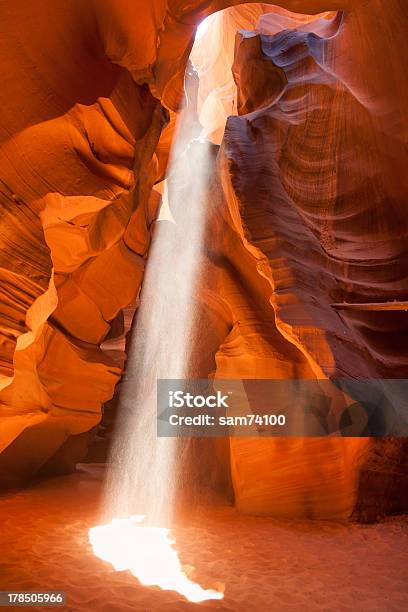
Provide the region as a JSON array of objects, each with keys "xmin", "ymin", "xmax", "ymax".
[
  {"xmin": 196, "ymin": 16, "xmax": 211, "ymax": 41},
  {"xmin": 89, "ymin": 64, "xmax": 224, "ymax": 602}
]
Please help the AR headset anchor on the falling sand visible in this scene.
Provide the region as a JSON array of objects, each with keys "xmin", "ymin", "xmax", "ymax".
[{"xmin": 90, "ymin": 57, "xmax": 223, "ymax": 600}]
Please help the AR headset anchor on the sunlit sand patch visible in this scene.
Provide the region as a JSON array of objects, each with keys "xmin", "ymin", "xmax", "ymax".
[{"xmin": 89, "ymin": 515, "xmax": 224, "ymax": 603}]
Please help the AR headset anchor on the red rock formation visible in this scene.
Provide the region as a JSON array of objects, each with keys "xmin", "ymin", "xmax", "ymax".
[
  {"xmin": 197, "ymin": 2, "xmax": 408, "ymax": 518},
  {"xmin": 0, "ymin": 0, "xmax": 166, "ymax": 483},
  {"xmin": 0, "ymin": 0, "xmax": 406, "ymax": 523}
]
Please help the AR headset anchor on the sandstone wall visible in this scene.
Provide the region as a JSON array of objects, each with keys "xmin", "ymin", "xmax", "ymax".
[{"xmin": 0, "ymin": 0, "xmax": 406, "ymax": 521}]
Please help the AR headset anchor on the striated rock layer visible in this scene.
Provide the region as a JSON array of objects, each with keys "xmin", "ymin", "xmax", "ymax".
[
  {"xmin": 199, "ymin": 2, "xmax": 408, "ymax": 518},
  {"xmin": 0, "ymin": 0, "xmax": 406, "ymax": 521},
  {"xmin": 0, "ymin": 0, "xmax": 168, "ymax": 483}
]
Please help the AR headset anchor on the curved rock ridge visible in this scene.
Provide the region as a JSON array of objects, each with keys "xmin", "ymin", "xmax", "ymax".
[
  {"xmin": 202, "ymin": 3, "xmax": 407, "ymax": 517},
  {"xmin": 228, "ymin": 6, "xmax": 408, "ymax": 380},
  {"xmin": 0, "ymin": 0, "xmax": 168, "ymax": 483},
  {"xmin": 190, "ymin": 5, "xmax": 337, "ymax": 142}
]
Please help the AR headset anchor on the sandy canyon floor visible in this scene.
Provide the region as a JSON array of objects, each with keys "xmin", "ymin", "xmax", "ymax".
[{"xmin": 0, "ymin": 465, "xmax": 407, "ymax": 612}]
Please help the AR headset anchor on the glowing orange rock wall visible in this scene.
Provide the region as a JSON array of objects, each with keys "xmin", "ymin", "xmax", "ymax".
[
  {"xmin": 0, "ymin": 0, "xmax": 406, "ymax": 520},
  {"xmin": 201, "ymin": 3, "xmax": 408, "ymax": 517},
  {"xmin": 0, "ymin": 0, "xmax": 167, "ymax": 482}
]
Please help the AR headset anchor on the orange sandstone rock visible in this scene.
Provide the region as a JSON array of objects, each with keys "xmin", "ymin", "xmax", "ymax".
[{"xmin": 0, "ymin": 0, "xmax": 406, "ymax": 523}]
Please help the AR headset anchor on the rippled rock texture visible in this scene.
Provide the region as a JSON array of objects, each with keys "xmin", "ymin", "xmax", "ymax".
[
  {"xmin": 0, "ymin": 1, "xmax": 407, "ymax": 519},
  {"xmin": 194, "ymin": 2, "xmax": 408, "ymax": 518}
]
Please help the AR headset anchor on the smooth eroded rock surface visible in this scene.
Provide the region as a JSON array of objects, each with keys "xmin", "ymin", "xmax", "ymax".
[{"xmin": 0, "ymin": 1, "xmax": 407, "ymax": 521}]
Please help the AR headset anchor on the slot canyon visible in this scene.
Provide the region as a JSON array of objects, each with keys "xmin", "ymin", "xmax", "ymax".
[{"xmin": 0, "ymin": 1, "xmax": 407, "ymax": 610}]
